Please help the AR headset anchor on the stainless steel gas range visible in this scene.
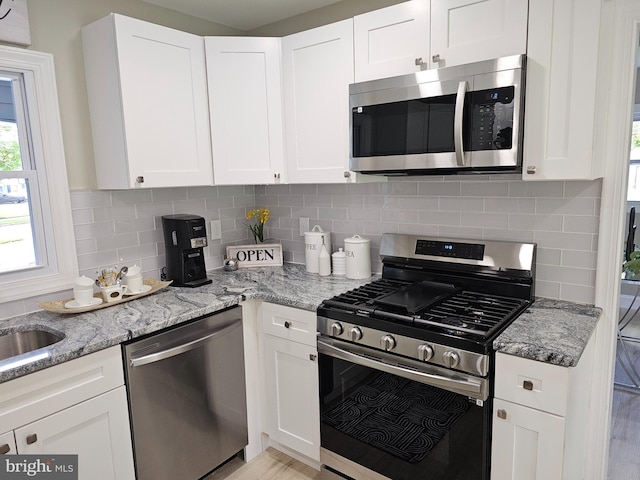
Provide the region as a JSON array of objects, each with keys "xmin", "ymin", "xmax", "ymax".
[{"xmin": 317, "ymin": 233, "xmax": 536, "ymax": 480}]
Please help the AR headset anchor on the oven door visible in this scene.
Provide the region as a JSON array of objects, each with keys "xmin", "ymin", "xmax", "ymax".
[{"xmin": 318, "ymin": 337, "xmax": 491, "ymax": 480}]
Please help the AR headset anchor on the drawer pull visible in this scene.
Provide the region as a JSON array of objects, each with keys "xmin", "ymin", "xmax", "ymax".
[
  {"xmin": 309, "ymin": 354, "xmax": 317, "ymax": 361},
  {"xmin": 523, "ymin": 380, "xmax": 534, "ymax": 391},
  {"xmin": 284, "ymin": 321, "xmax": 291, "ymax": 329},
  {"xmin": 0, "ymin": 443, "xmax": 10, "ymax": 454},
  {"xmin": 497, "ymin": 409, "xmax": 507, "ymax": 420},
  {"xmin": 26, "ymin": 434, "xmax": 37, "ymax": 445}
]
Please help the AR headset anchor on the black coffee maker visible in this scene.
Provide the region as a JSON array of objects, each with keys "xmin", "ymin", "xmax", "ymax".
[{"xmin": 162, "ymin": 214, "xmax": 213, "ymax": 287}]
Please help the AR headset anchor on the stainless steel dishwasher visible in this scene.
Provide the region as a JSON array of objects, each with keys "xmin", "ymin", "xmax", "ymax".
[{"xmin": 123, "ymin": 306, "xmax": 247, "ymax": 480}]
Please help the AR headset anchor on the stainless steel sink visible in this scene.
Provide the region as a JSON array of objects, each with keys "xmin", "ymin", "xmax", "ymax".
[{"xmin": 0, "ymin": 330, "xmax": 64, "ymax": 361}]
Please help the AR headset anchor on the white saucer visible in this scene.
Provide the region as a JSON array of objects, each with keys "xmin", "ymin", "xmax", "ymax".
[
  {"xmin": 124, "ymin": 284, "xmax": 152, "ymax": 296},
  {"xmin": 65, "ymin": 297, "xmax": 103, "ymax": 309}
]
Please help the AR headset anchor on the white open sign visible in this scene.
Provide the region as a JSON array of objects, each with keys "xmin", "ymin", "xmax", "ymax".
[{"xmin": 226, "ymin": 243, "xmax": 283, "ymax": 268}]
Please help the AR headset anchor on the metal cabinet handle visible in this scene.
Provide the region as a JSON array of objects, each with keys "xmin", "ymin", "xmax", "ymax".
[
  {"xmin": 343, "ymin": 171, "xmax": 351, "ymax": 178},
  {"xmin": 497, "ymin": 409, "xmax": 507, "ymax": 420},
  {"xmin": 432, "ymin": 54, "xmax": 441, "ymax": 64},
  {"xmin": 415, "ymin": 57, "xmax": 424, "ymax": 66},
  {"xmin": 136, "ymin": 176, "xmax": 144, "ymax": 183},
  {"xmin": 526, "ymin": 166, "xmax": 536, "ymax": 174},
  {"xmin": 274, "ymin": 173, "xmax": 280, "ymax": 179},
  {"xmin": 0, "ymin": 443, "xmax": 10, "ymax": 454},
  {"xmin": 309, "ymin": 354, "xmax": 317, "ymax": 361},
  {"xmin": 26, "ymin": 434, "xmax": 37, "ymax": 445},
  {"xmin": 523, "ymin": 380, "xmax": 534, "ymax": 391},
  {"xmin": 284, "ymin": 321, "xmax": 291, "ymax": 329}
]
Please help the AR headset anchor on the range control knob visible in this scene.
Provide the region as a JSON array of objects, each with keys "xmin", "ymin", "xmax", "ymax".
[
  {"xmin": 417, "ymin": 344, "xmax": 434, "ymax": 362},
  {"xmin": 443, "ymin": 351, "xmax": 460, "ymax": 369},
  {"xmin": 380, "ymin": 334, "xmax": 396, "ymax": 351},
  {"xmin": 349, "ymin": 326, "xmax": 363, "ymax": 342},
  {"xmin": 331, "ymin": 322, "xmax": 344, "ymax": 336}
]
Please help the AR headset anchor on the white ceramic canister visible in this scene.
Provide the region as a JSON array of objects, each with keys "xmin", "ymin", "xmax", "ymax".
[
  {"xmin": 304, "ymin": 225, "xmax": 331, "ymax": 273},
  {"xmin": 332, "ymin": 248, "xmax": 346, "ymax": 276},
  {"xmin": 344, "ymin": 235, "xmax": 371, "ymax": 279}
]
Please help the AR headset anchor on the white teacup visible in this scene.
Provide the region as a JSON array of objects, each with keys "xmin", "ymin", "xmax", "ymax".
[
  {"xmin": 73, "ymin": 276, "xmax": 95, "ymax": 306},
  {"xmin": 124, "ymin": 274, "xmax": 144, "ymax": 294},
  {"xmin": 100, "ymin": 284, "xmax": 128, "ymax": 303}
]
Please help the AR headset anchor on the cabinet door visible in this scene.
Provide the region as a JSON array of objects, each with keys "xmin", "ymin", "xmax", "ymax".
[
  {"xmin": 430, "ymin": 0, "xmax": 528, "ymax": 68},
  {"xmin": 263, "ymin": 334, "xmax": 320, "ymax": 461},
  {"xmin": 0, "ymin": 431, "xmax": 16, "ymax": 455},
  {"xmin": 16, "ymin": 387, "xmax": 135, "ymax": 480},
  {"xmin": 354, "ymin": 0, "xmax": 430, "ymax": 81},
  {"xmin": 282, "ymin": 19, "xmax": 355, "ymax": 184},
  {"xmin": 206, "ymin": 37, "xmax": 285, "ymax": 185},
  {"xmin": 82, "ymin": 14, "xmax": 213, "ymax": 189},
  {"xmin": 522, "ymin": 0, "xmax": 604, "ymax": 180},
  {"xmin": 491, "ymin": 398, "xmax": 564, "ymax": 480}
]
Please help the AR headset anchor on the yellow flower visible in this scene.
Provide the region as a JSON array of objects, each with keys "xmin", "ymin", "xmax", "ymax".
[{"xmin": 245, "ymin": 208, "xmax": 270, "ymax": 243}]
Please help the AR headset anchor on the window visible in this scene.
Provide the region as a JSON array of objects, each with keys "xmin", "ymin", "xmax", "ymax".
[{"xmin": 0, "ymin": 46, "xmax": 77, "ymax": 302}]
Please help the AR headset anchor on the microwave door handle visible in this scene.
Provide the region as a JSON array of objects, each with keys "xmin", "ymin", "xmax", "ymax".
[{"xmin": 454, "ymin": 81, "xmax": 467, "ymax": 167}]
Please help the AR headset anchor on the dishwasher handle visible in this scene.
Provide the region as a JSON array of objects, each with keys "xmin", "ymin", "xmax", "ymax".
[{"xmin": 129, "ymin": 319, "xmax": 241, "ymax": 368}]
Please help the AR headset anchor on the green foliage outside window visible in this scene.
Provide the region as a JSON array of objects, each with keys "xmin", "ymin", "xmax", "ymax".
[{"xmin": 0, "ymin": 124, "xmax": 20, "ymax": 171}]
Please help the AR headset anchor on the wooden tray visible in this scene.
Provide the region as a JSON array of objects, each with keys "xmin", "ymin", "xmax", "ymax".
[{"xmin": 39, "ymin": 278, "xmax": 172, "ymax": 314}]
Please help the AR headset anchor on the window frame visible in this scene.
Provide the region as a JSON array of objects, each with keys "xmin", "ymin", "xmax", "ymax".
[{"xmin": 0, "ymin": 45, "xmax": 78, "ymax": 302}]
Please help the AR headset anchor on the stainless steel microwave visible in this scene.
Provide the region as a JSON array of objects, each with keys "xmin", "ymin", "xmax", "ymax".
[{"xmin": 349, "ymin": 55, "xmax": 525, "ymax": 176}]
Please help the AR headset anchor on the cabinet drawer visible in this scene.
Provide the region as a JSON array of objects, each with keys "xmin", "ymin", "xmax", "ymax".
[
  {"xmin": 0, "ymin": 346, "xmax": 124, "ymax": 433},
  {"xmin": 494, "ymin": 353, "xmax": 569, "ymax": 416},
  {"xmin": 260, "ymin": 303, "xmax": 317, "ymax": 347}
]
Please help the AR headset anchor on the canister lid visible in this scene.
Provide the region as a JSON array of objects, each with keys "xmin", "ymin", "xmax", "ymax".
[
  {"xmin": 304, "ymin": 225, "xmax": 326, "ymax": 236},
  {"xmin": 344, "ymin": 234, "xmax": 369, "ymax": 244},
  {"xmin": 332, "ymin": 248, "xmax": 346, "ymax": 258}
]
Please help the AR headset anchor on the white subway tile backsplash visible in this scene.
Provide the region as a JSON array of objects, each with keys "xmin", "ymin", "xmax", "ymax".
[
  {"xmin": 417, "ymin": 181, "xmax": 461, "ymax": 196},
  {"xmin": 535, "ymin": 197, "xmax": 597, "ymax": 216},
  {"xmin": 460, "ymin": 181, "xmax": 509, "ymax": 197},
  {"xmin": 382, "ymin": 182, "xmax": 418, "ymax": 196},
  {"xmin": 96, "ymin": 232, "xmax": 139, "ymax": 252},
  {"xmin": 152, "ymin": 187, "xmax": 188, "ymax": 203},
  {"xmin": 563, "ymin": 215, "xmax": 600, "ymax": 234},
  {"xmin": 536, "ymin": 247, "xmax": 562, "ymax": 266},
  {"xmin": 439, "ymin": 197, "xmax": 484, "ymax": 212},
  {"xmin": 61, "ymin": 177, "xmax": 601, "ymax": 307},
  {"xmin": 560, "ymin": 284, "xmax": 596, "ymax": 305},
  {"xmin": 509, "ymin": 181, "xmax": 564, "ymax": 198},
  {"xmin": 460, "ymin": 212, "xmax": 509, "ymax": 229},
  {"xmin": 508, "ymin": 213, "xmax": 563, "ymax": 232},
  {"xmin": 483, "ymin": 197, "xmax": 535, "ymax": 213},
  {"xmin": 533, "ymin": 231, "xmax": 594, "ymax": 251}
]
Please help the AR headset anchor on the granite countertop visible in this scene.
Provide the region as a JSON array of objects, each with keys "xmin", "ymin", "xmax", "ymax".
[
  {"xmin": 493, "ymin": 298, "xmax": 602, "ymax": 367},
  {"xmin": 0, "ymin": 263, "xmax": 602, "ymax": 383}
]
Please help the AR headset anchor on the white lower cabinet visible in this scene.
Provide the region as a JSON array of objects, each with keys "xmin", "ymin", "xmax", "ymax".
[
  {"xmin": 0, "ymin": 430, "xmax": 16, "ymax": 455},
  {"xmin": 0, "ymin": 346, "xmax": 135, "ymax": 480},
  {"xmin": 491, "ymin": 398, "xmax": 565, "ymax": 479},
  {"xmin": 491, "ymin": 333, "xmax": 595, "ymax": 480},
  {"xmin": 16, "ymin": 387, "xmax": 133, "ymax": 479},
  {"xmin": 260, "ymin": 302, "xmax": 320, "ymax": 462}
]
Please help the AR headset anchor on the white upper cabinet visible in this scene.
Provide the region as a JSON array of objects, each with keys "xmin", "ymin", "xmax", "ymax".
[
  {"xmin": 522, "ymin": 0, "xmax": 609, "ymax": 180},
  {"xmin": 430, "ymin": 0, "xmax": 528, "ymax": 68},
  {"xmin": 282, "ymin": 19, "xmax": 358, "ymax": 184},
  {"xmin": 82, "ymin": 14, "xmax": 213, "ymax": 189},
  {"xmin": 354, "ymin": 0, "xmax": 430, "ymax": 81},
  {"xmin": 205, "ymin": 37, "xmax": 286, "ymax": 185}
]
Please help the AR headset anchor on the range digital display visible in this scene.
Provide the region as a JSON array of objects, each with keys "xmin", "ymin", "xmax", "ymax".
[{"xmin": 415, "ymin": 240, "xmax": 485, "ymax": 260}]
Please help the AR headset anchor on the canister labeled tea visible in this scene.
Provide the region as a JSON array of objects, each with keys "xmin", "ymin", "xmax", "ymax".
[{"xmin": 344, "ymin": 235, "xmax": 371, "ymax": 279}]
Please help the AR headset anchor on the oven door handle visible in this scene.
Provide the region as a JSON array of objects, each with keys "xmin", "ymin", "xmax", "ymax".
[{"xmin": 317, "ymin": 338, "xmax": 488, "ymax": 401}]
